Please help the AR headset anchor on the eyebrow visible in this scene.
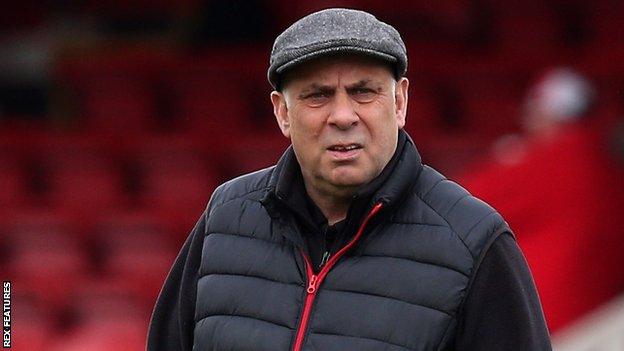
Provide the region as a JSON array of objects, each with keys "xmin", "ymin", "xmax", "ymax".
[
  {"xmin": 347, "ymin": 79, "xmax": 372, "ymax": 89},
  {"xmin": 297, "ymin": 83, "xmax": 334, "ymax": 99},
  {"xmin": 346, "ymin": 79, "xmax": 385, "ymax": 93}
]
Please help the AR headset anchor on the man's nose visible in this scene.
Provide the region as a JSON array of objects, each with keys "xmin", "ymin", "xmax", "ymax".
[{"xmin": 327, "ymin": 92, "xmax": 359, "ymax": 130}]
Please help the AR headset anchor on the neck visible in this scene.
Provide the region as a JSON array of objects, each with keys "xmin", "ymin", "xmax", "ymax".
[{"xmin": 303, "ymin": 180, "xmax": 355, "ymax": 225}]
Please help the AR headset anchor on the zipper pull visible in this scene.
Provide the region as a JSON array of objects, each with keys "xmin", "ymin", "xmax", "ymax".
[
  {"xmin": 307, "ymin": 275, "xmax": 318, "ymax": 294},
  {"xmin": 319, "ymin": 251, "xmax": 331, "ymax": 270}
]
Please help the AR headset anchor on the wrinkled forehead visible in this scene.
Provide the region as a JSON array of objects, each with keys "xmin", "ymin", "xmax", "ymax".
[{"xmin": 279, "ymin": 54, "xmax": 396, "ymax": 92}]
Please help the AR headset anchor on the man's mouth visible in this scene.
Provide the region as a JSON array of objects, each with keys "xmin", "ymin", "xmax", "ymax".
[{"xmin": 327, "ymin": 144, "xmax": 363, "ymax": 152}]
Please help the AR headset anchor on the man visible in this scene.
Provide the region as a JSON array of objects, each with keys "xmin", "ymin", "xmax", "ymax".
[{"xmin": 147, "ymin": 8, "xmax": 551, "ymax": 350}]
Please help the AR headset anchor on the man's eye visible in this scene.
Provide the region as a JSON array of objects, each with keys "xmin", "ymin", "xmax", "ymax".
[
  {"xmin": 306, "ymin": 92, "xmax": 329, "ymax": 105},
  {"xmin": 352, "ymin": 88, "xmax": 376, "ymax": 101}
]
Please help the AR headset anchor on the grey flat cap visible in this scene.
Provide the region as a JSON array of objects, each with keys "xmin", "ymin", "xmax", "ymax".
[{"xmin": 268, "ymin": 8, "xmax": 407, "ymax": 89}]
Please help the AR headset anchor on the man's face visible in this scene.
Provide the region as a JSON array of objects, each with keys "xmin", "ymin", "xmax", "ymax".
[{"xmin": 271, "ymin": 55, "xmax": 409, "ymax": 196}]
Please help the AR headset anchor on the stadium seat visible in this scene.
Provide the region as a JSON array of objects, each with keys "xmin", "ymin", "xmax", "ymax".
[
  {"xmin": 165, "ymin": 54, "xmax": 259, "ymax": 135},
  {"xmin": 82, "ymin": 79, "xmax": 157, "ymax": 134},
  {"xmin": 220, "ymin": 131, "xmax": 289, "ymax": 178},
  {"xmin": 37, "ymin": 136, "xmax": 126, "ymax": 211},
  {"xmin": 403, "ymin": 83, "xmax": 440, "ymax": 139},
  {"xmin": 0, "ymin": 152, "xmax": 28, "ymax": 209},
  {"xmin": 462, "ymin": 94, "xmax": 521, "ymax": 138},
  {"xmin": 49, "ymin": 320, "xmax": 147, "ymax": 351},
  {"xmin": 132, "ymin": 135, "xmax": 219, "ymax": 216},
  {"xmin": 4, "ymin": 208, "xmax": 90, "ymax": 307},
  {"xmin": 8, "ymin": 286, "xmax": 54, "ymax": 351},
  {"xmin": 90, "ymin": 208, "xmax": 179, "ymax": 301},
  {"xmin": 50, "ymin": 279, "xmax": 148, "ymax": 351}
]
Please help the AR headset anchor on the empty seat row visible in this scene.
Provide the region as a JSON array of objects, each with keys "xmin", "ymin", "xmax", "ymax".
[
  {"xmin": 10, "ymin": 276, "xmax": 151, "ymax": 351},
  {"xmin": 0, "ymin": 130, "xmax": 289, "ymax": 217}
]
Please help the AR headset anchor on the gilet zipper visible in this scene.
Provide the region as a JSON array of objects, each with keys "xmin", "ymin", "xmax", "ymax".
[{"xmin": 292, "ymin": 202, "xmax": 384, "ymax": 351}]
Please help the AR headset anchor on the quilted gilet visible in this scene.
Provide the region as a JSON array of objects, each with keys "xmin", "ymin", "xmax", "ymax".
[{"xmin": 193, "ymin": 136, "xmax": 508, "ymax": 351}]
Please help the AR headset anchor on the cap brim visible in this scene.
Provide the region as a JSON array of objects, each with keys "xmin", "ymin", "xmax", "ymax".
[{"xmin": 271, "ymin": 46, "xmax": 398, "ymax": 89}]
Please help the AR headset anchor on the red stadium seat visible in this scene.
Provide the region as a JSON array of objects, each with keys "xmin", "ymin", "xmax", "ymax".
[
  {"xmin": 90, "ymin": 209, "xmax": 180, "ymax": 301},
  {"xmin": 69, "ymin": 278, "xmax": 150, "ymax": 321},
  {"xmin": 46, "ymin": 278, "xmax": 151, "ymax": 350},
  {"xmin": 49, "ymin": 320, "xmax": 146, "ymax": 351},
  {"xmin": 104, "ymin": 248, "xmax": 177, "ymax": 303},
  {"xmin": 221, "ymin": 132, "xmax": 289, "ymax": 177},
  {"xmin": 403, "ymin": 83, "xmax": 440, "ymax": 140},
  {"xmin": 0, "ymin": 152, "xmax": 29, "ymax": 209},
  {"xmin": 55, "ymin": 46, "xmax": 177, "ymax": 135},
  {"xmin": 93, "ymin": 209, "xmax": 177, "ymax": 249},
  {"xmin": 82, "ymin": 79, "xmax": 157, "ymax": 134},
  {"xmin": 4, "ymin": 208, "xmax": 91, "ymax": 307},
  {"xmin": 462, "ymin": 94, "xmax": 521, "ymax": 138},
  {"xmin": 37, "ymin": 136, "xmax": 126, "ymax": 212},
  {"xmin": 8, "ymin": 287, "xmax": 54, "ymax": 351},
  {"xmin": 416, "ymin": 131, "xmax": 490, "ymax": 177},
  {"xmin": 165, "ymin": 54, "xmax": 258, "ymax": 136},
  {"xmin": 132, "ymin": 135, "xmax": 220, "ymax": 220}
]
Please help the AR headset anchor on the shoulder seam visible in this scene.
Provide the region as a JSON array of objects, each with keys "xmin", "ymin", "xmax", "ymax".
[
  {"xmin": 413, "ymin": 190, "xmax": 475, "ymax": 260},
  {"xmin": 421, "ymin": 178, "xmax": 446, "ymax": 199},
  {"xmin": 210, "ymin": 167, "xmax": 275, "ymax": 212},
  {"xmin": 464, "ymin": 210, "xmax": 498, "ymax": 241},
  {"xmin": 211, "ymin": 187, "xmax": 269, "ymax": 213},
  {"xmin": 434, "ymin": 223, "xmax": 509, "ymax": 351},
  {"xmin": 444, "ymin": 193, "xmax": 471, "ymax": 217}
]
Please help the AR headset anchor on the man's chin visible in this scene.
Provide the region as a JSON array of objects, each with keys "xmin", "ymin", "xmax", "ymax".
[{"xmin": 327, "ymin": 172, "xmax": 368, "ymax": 189}]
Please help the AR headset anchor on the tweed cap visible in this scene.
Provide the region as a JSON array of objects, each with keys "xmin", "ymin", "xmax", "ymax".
[{"xmin": 268, "ymin": 8, "xmax": 407, "ymax": 89}]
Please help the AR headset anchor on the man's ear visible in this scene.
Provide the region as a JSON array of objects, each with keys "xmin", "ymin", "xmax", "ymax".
[
  {"xmin": 395, "ymin": 77, "xmax": 409, "ymax": 129},
  {"xmin": 270, "ymin": 91, "xmax": 291, "ymax": 138}
]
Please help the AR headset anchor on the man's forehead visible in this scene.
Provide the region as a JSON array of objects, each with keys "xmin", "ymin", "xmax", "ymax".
[{"xmin": 281, "ymin": 54, "xmax": 394, "ymax": 90}]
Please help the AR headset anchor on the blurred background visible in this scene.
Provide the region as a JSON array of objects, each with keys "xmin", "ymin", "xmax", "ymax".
[{"xmin": 1, "ymin": 0, "xmax": 623, "ymax": 350}]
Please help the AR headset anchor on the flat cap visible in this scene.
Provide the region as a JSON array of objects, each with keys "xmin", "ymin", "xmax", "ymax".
[{"xmin": 268, "ymin": 8, "xmax": 407, "ymax": 89}]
